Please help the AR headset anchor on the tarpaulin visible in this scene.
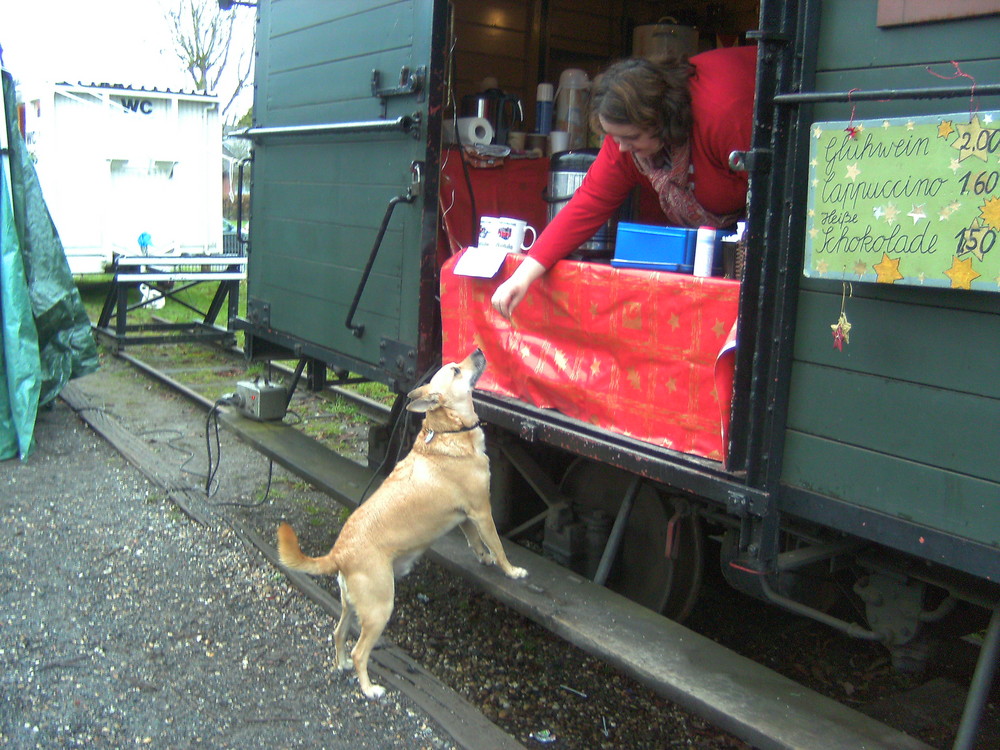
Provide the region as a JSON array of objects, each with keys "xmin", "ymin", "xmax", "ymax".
[
  {"xmin": 441, "ymin": 251, "xmax": 740, "ymax": 461},
  {"xmin": 1, "ymin": 70, "xmax": 99, "ymax": 460}
]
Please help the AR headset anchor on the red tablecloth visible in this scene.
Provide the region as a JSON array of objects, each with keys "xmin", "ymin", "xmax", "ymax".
[
  {"xmin": 441, "ymin": 252, "xmax": 740, "ymax": 461},
  {"xmin": 437, "ymin": 148, "xmax": 550, "ymax": 262}
]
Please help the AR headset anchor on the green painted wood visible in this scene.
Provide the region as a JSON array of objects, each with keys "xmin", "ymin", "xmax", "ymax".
[
  {"xmin": 792, "ymin": 288, "xmax": 1000, "ymax": 399},
  {"xmin": 782, "ymin": 432, "xmax": 1000, "ymax": 548},
  {"xmin": 248, "ymin": 0, "xmax": 437, "ymax": 377},
  {"xmin": 786, "ymin": 362, "xmax": 999, "ymax": 483}
]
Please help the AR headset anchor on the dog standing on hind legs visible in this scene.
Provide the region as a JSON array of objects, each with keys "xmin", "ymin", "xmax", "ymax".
[{"xmin": 277, "ymin": 349, "xmax": 527, "ymax": 699}]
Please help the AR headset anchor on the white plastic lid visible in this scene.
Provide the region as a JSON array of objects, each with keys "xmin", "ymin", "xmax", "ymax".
[{"xmin": 536, "ymin": 82, "xmax": 554, "ymax": 101}]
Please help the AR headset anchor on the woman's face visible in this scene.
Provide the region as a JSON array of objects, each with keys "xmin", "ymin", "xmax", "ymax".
[{"xmin": 599, "ymin": 116, "xmax": 663, "ymax": 159}]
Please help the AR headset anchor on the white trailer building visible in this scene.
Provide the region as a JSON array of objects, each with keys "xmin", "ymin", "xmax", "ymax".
[{"xmin": 20, "ymin": 82, "xmax": 222, "ymax": 274}]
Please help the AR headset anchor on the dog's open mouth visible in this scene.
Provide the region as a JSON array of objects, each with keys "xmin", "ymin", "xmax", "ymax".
[{"xmin": 468, "ymin": 349, "xmax": 487, "ymax": 388}]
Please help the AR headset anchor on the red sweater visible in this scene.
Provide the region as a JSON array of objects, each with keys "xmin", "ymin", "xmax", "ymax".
[{"xmin": 528, "ymin": 45, "xmax": 757, "ymax": 269}]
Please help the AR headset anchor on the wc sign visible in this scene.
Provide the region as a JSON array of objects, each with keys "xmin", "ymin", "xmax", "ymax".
[{"xmin": 116, "ymin": 97, "xmax": 154, "ymax": 115}]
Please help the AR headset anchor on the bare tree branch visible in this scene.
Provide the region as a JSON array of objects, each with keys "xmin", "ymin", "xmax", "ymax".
[{"xmin": 164, "ymin": 0, "xmax": 254, "ymax": 122}]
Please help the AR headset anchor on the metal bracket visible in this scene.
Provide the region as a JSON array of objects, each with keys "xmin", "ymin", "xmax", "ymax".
[
  {"xmin": 378, "ymin": 339, "xmax": 417, "ymax": 384},
  {"xmin": 726, "ymin": 488, "xmax": 772, "ymax": 518},
  {"xmin": 246, "ymin": 298, "xmax": 271, "ymax": 327},
  {"xmin": 730, "ymin": 148, "xmax": 772, "ymax": 173},
  {"xmin": 371, "ymin": 66, "xmax": 425, "ymax": 101}
]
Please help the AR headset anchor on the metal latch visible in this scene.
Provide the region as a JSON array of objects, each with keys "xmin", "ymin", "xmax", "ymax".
[
  {"xmin": 371, "ymin": 66, "xmax": 425, "ymax": 100},
  {"xmin": 729, "ymin": 148, "xmax": 772, "ymax": 173}
]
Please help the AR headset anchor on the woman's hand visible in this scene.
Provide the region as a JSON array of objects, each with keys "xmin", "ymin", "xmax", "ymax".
[{"xmin": 491, "ymin": 257, "xmax": 547, "ymax": 319}]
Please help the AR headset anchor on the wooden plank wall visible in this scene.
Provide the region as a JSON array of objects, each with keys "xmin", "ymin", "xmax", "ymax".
[
  {"xmin": 779, "ymin": 2, "xmax": 1000, "ymax": 548},
  {"xmin": 449, "ymin": 0, "xmax": 760, "ymax": 134}
]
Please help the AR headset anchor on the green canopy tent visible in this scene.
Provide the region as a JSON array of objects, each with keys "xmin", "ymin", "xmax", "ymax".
[{"xmin": 1, "ymin": 69, "xmax": 99, "ymax": 460}]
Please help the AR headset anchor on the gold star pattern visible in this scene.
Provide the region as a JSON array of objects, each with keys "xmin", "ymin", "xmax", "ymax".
[
  {"xmin": 590, "ymin": 359, "xmax": 601, "ymax": 377},
  {"xmin": 668, "ymin": 313, "xmax": 680, "ymax": 331},
  {"xmin": 845, "ymin": 163, "xmax": 861, "ymax": 181},
  {"xmin": 873, "ymin": 253, "xmax": 903, "ymax": 284},
  {"xmin": 553, "ymin": 349, "xmax": 569, "ymax": 371},
  {"xmin": 627, "ymin": 369, "xmax": 641, "ymax": 389},
  {"xmin": 666, "ymin": 377, "xmax": 677, "ymax": 393},
  {"xmin": 712, "ymin": 319, "xmax": 727, "ymax": 337},
  {"xmin": 980, "ymin": 196, "xmax": 1000, "ymax": 231},
  {"xmin": 937, "ymin": 120, "xmax": 954, "ymax": 139},
  {"xmin": 952, "ymin": 116, "xmax": 990, "ymax": 163},
  {"xmin": 883, "ymin": 203, "xmax": 899, "ymax": 225},
  {"xmin": 815, "ymin": 259, "xmax": 829, "ymax": 274},
  {"xmin": 943, "ymin": 256, "xmax": 981, "ymax": 290}
]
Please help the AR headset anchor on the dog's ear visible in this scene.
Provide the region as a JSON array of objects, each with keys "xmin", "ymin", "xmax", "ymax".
[{"xmin": 405, "ymin": 390, "xmax": 441, "ymax": 413}]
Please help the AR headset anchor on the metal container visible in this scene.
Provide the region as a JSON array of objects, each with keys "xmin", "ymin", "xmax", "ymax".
[
  {"xmin": 632, "ymin": 17, "xmax": 699, "ymax": 59},
  {"xmin": 545, "ymin": 149, "xmax": 618, "ymax": 259}
]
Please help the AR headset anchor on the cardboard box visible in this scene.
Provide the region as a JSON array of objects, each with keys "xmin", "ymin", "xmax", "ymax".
[{"xmin": 611, "ymin": 223, "xmax": 696, "ymax": 273}]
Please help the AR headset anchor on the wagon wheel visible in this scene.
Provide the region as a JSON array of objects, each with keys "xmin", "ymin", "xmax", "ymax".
[{"xmin": 560, "ymin": 460, "xmax": 705, "ymax": 622}]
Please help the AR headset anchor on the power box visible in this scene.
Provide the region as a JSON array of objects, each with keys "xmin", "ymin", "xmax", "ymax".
[{"xmin": 235, "ymin": 379, "xmax": 287, "ymax": 421}]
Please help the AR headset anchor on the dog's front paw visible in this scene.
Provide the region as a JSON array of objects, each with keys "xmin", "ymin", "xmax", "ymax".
[
  {"xmin": 506, "ymin": 566, "xmax": 528, "ymax": 579},
  {"xmin": 363, "ymin": 684, "xmax": 386, "ymax": 700}
]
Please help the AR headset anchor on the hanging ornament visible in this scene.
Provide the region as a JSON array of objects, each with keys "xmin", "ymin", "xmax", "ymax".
[
  {"xmin": 844, "ymin": 89, "xmax": 860, "ymax": 139},
  {"xmin": 831, "ymin": 282, "xmax": 852, "ymax": 351}
]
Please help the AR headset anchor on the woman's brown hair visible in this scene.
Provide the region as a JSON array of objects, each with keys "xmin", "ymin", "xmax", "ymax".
[{"xmin": 589, "ymin": 52, "xmax": 694, "ymax": 148}]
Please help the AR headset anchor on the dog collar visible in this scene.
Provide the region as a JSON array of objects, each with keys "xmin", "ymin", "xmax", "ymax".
[{"xmin": 424, "ymin": 420, "xmax": 483, "ymax": 443}]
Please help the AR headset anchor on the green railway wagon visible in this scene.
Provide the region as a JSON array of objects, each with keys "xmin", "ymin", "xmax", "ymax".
[{"xmin": 236, "ymin": 1, "xmax": 999, "ymax": 744}]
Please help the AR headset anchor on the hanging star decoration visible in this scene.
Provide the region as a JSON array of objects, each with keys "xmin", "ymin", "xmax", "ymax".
[{"xmin": 831, "ymin": 282, "xmax": 852, "ymax": 352}]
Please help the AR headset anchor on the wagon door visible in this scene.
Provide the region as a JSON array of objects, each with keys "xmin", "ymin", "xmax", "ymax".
[{"xmin": 243, "ymin": 0, "xmax": 445, "ymax": 391}]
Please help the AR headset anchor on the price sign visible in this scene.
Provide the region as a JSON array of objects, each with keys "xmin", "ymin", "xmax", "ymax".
[{"xmin": 804, "ymin": 111, "xmax": 1000, "ymax": 292}]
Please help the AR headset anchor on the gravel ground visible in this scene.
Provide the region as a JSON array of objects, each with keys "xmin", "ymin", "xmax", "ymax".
[
  {"xmin": 5, "ymin": 345, "xmax": 993, "ymax": 749},
  {"xmin": 0, "ymin": 393, "xmax": 455, "ymax": 749},
  {"xmin": 1, "ymin": 350, "xmax": 749, "ymax": 749}
]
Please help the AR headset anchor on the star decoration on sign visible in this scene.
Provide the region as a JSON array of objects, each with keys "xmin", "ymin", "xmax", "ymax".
[
  {"xmin": 883, "ymin": 203, "xmax": 900, "ymax": 225},
  {"xmin": 853, "ymin": 260, "xmax": 868, "ymax": 276},
  {"xmin": 844, "ymin": 125, "xmax": 860, "ymax": 140},
  {"xmin": 952, "ymin": 116, "xmax": 990, "ymax": 163},
  {"xmin": 907, "ymin": 204, "xmax": 926, "ymax": 224},
  {"xmin": 874, "ymin": 253, "xmax": 904, "ymax": 284},
  {"xmin": 815, "ymin": 259, "xmax": 829, "ymax": 274},
  {"xmin": 813, "ymin": 125, "xmax": 824, "ymax": 139},
  {"xmin": 980, "ymin": 196, "xmax": 1000, "ymax": 231},
  {"xmin": 943, "ymin": 256, "xmax": 981, "ymax": 290},
  {"xmin": 845, "ymin": 163, "xmax": 861, "ymax": 181},
  {"xmin": 937, "ymin": 120, "xmax": 955, "ymax": 139},
  {"xmin": 939, "ymin": 201, "xmax": 961, "ymax": 221},
  {"xmin": 873, "ymin": 205, "xmax": 885, "ymax": 220}
]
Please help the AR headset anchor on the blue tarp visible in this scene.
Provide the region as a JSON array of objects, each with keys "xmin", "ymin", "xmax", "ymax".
[{"xmin": 1, "ymin": 70, "xmax": 99, "ymax": 460}]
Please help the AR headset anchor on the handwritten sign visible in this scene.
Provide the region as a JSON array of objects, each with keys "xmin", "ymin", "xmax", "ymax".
[{"xmin": 804, "ymin": 111, "xmax": 1000, "ymax": 293}]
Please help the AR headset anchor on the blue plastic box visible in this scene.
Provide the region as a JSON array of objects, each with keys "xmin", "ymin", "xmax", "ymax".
[{"xmin": 611, "ymin": 222, "xmax": 696, "ymax": 273}]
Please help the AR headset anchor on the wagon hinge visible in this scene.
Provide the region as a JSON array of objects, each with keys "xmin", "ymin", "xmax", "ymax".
[
  {"xmin": 729, "ymin": 147, "xmax": 771, "ymax": 174},
  {"xmin": 725, "ymin": 487, "xmax": 773, "ymax": 518},
  {"xmin": 744, "ymin": 29, "xmax": 790, "ymax": 44}
]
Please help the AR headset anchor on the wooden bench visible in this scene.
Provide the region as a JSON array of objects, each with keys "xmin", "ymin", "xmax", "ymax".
[{"xmin": 95, "ymin": 254, "xmax": 247, "ymax": 349}]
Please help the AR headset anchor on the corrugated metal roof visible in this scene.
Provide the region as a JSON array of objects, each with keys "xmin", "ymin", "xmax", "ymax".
[{"xmin": 56, "ymin": 81, "xmax": 216, "ymax": 99}]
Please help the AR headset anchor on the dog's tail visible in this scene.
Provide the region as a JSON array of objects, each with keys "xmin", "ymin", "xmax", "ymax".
[{"xmin": 277, "ymin": 522, "xmax": 340, "ymax": 576}]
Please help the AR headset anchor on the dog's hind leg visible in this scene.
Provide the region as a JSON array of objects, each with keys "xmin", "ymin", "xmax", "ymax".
[
  {"xmin": 333, "ymin": 573, "xmax": 354, "ymax": 671},
  {"xmin": 347, "ymin": 568, "xmax": 394, "ymax": 699},
  {"xmin": 467, "ymin": 509, "xmax": 528, "ymax": 579}
]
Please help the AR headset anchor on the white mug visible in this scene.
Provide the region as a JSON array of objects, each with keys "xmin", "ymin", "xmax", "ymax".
[{"xmin": 478, "ymin": 216, "xmax": 537, "ymax": 253}]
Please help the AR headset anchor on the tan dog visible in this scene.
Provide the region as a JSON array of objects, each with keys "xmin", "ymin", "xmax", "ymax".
[{"xmin": 277, "ymin": 349, "xmax": 527, "ymax": 699}]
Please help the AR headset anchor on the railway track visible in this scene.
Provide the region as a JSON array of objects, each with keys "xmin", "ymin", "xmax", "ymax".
[{"xmin": 95, "ymin": 340, "xmax": 994, "ymax": 749}]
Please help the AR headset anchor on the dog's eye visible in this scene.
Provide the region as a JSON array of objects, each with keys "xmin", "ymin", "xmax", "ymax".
[{"xmin": 451, "ymin": 366, "xmax": 462, "ymax": 377}]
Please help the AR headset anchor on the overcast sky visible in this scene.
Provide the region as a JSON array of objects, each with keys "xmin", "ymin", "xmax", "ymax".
[{"xmin": 0, "ymin": 0, "xmax": 255, "ymax": 115}]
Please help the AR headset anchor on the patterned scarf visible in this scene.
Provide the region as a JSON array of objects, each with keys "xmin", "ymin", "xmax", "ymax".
[{"xmin": 634, "ymin": 142, "xmax": 742, "ymax": 229}]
